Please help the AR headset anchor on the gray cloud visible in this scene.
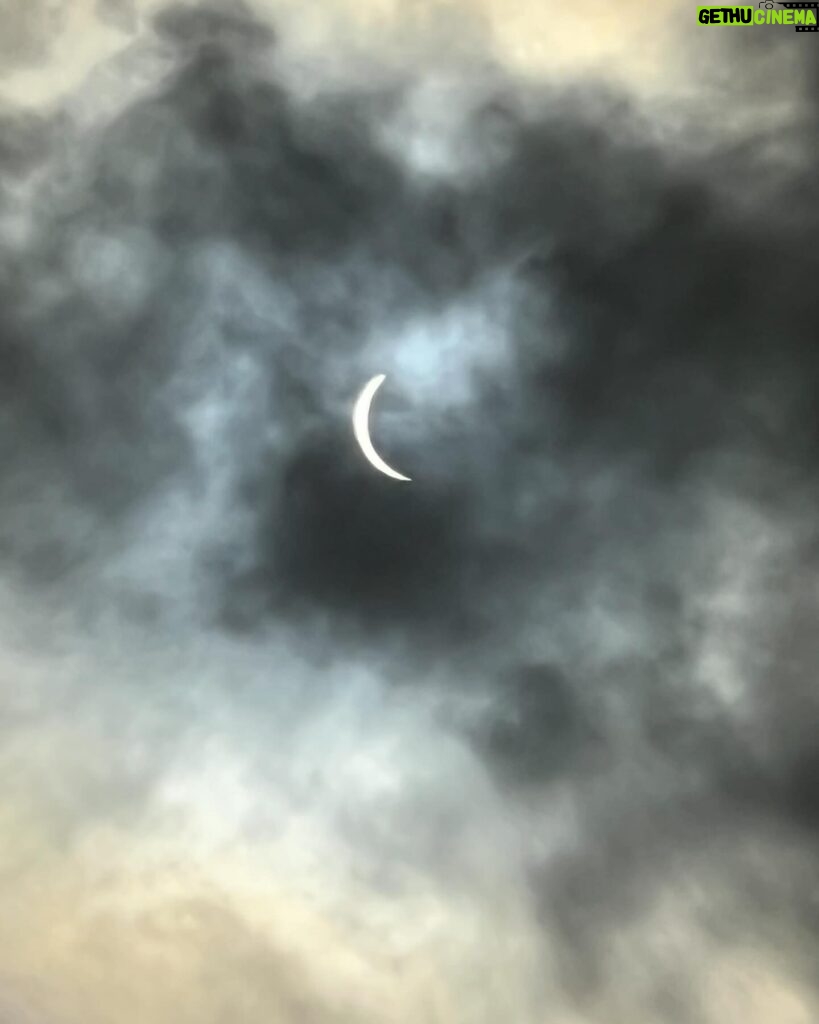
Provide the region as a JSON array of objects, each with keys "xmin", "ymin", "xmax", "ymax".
[{"xmin": 0, "ymin": 2, "xmax": 818, "ymax": 1022}]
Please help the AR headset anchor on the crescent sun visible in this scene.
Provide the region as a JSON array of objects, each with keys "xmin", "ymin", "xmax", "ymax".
[{"xmin": 352, "ymin": 374, "xmax": 411, "ymax": 482}]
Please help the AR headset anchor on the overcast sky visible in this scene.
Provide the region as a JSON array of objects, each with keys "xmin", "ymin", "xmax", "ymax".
[{"xmin": 0, "ymin": 2, "xmax": 817, "ymax": 1023}]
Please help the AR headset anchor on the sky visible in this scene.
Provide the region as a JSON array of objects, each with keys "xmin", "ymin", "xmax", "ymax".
[{"xmin": 0, "ymin": 2, "xmax": 818, "ymax": 1023}]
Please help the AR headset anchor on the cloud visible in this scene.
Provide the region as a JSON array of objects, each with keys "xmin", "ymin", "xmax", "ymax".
[{"xmin": 0, "ymin": 2, "xmax": 818, "ymax": 1023}]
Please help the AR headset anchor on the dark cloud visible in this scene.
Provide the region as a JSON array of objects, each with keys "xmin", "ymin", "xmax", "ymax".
[
  {"xmin": 0, "ymin": 108, "xmax": 60, "ymax": 177},
  {"xmin": 196, "ymin": 54, "xmax": 819, "ymax": 666},
  {"xmin": 223, "ymin": 428, "xmax": 480, "ymax": 636},
  {"xmin": 1, "ymin": 1, "xmax": 819, "ymax": 1018},
  {"xmin": 471, "ymin": 662, "xmax": 606, "ymax": 787},
  {"xmin": 154, "ymin": 0, "xmax": 274, "ymax": 53}
]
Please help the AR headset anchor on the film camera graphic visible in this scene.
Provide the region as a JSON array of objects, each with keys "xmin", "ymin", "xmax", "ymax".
[{"xmin": 760, "ymin": 0, "xmax": 819, "ymax": 30}]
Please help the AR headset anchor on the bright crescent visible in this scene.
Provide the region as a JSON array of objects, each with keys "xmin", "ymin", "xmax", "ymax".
[{"xmin": 352, "ymin": 375, "xmax": 411, "ymax": 482}]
